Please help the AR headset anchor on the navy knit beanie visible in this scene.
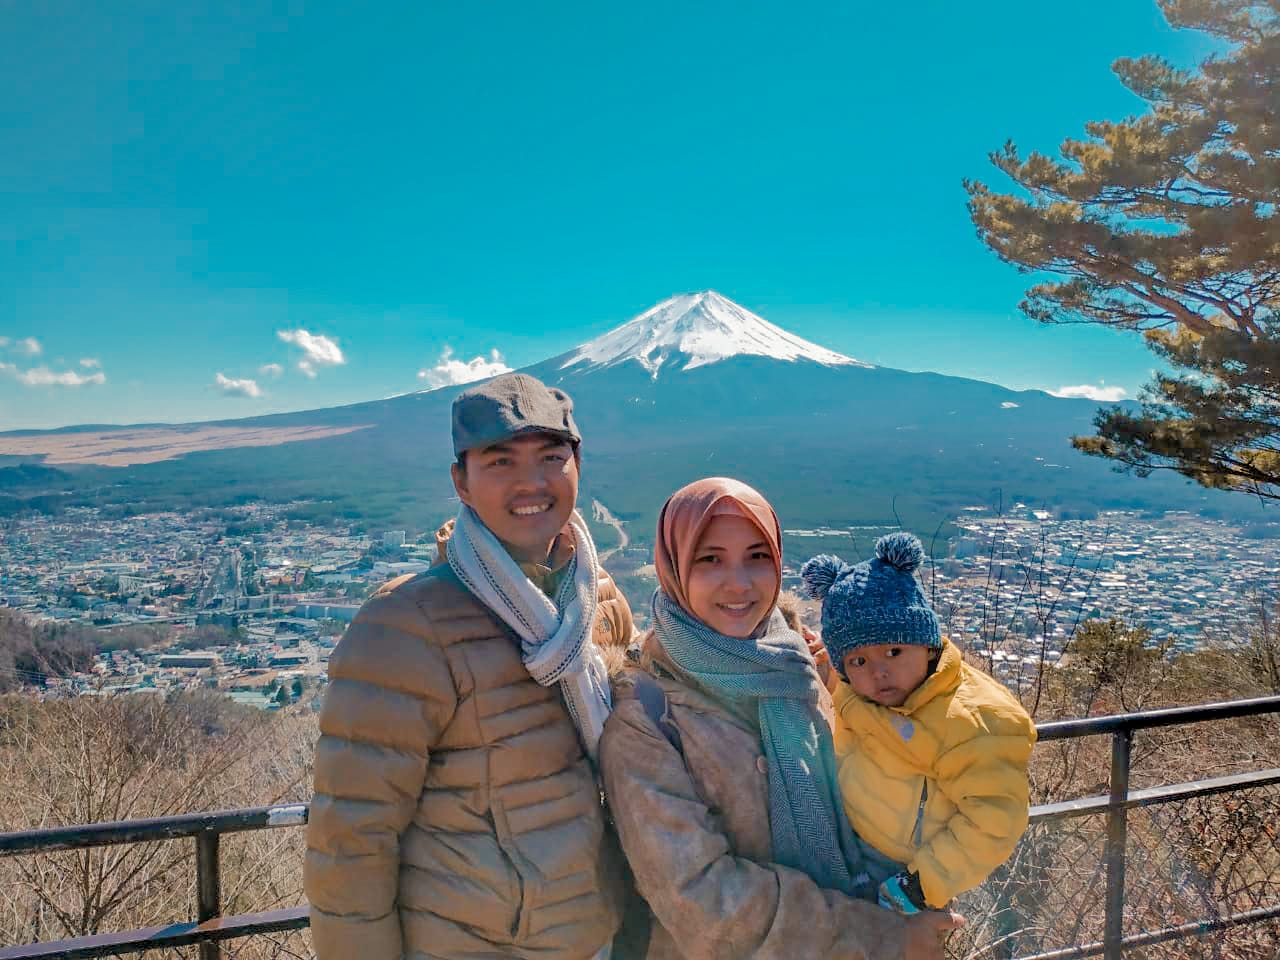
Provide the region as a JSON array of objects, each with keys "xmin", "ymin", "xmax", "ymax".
[{"xmin": 800, "ymin": 532, "xmax": 941, "ymax": 680}]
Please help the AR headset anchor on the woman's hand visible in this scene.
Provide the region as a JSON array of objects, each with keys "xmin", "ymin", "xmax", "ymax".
[{"xmin": 902, "ymin": 909, "xmax": 963, "ymax": 959}]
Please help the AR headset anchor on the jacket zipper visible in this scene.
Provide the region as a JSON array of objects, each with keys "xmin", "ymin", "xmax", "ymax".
[{"xmin": 912, "ymin": 781, "xmax": 928, "ymax": 847}]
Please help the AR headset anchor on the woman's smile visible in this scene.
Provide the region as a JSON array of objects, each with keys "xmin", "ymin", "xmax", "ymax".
[{"xmin": 715, "ymin": 599, "xmax": 759, "ymax": 617}]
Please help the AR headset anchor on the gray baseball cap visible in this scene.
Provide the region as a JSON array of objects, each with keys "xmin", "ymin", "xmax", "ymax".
[{"xmin": 451, "ymin": 373, "xmax": 581, "ymax": 457}]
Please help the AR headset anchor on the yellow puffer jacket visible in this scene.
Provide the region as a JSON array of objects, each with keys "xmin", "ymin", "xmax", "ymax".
[{"xmin": 832, "ymin": 639, "xmax": 1036, "ymax": 908}]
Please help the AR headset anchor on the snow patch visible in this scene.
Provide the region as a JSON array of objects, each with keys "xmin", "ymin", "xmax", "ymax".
[{"xmin": 562, "ymin": 291, "xmax": 869, "ymax": 379}]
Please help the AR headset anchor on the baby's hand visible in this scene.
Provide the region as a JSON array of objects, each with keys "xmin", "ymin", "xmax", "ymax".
[
  {"xmin": 802, "ymin": 626, "xmax": 833, "ymax": 685},
  {"xmin": 878, "ymin": 872, "xmax": 927, "ymax": 915}
]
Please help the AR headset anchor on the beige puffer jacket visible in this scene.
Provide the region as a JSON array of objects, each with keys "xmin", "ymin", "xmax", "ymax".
[
  {"xmin": 599, "ymin": 634, "xmax": 909, "ymax": 960},
  {"xmin": 305, "ymin": 536, "xmax": 635, "ymax": 960}
]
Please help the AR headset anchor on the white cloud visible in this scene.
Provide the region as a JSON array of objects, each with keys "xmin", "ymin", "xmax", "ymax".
[
  {"xmin": 258, "ymin": 362, "xmax": 284, "ymax": 378},
  {"xmin": 417, "ymin": 346, "xmax": 513, "ymax": 390},
  {"xmin": 277, "ymin": 329, "xmax": 345, "ymax": 378},
  {"xmin": 1001, "ymin": 401, "xmax": 1020, "ymax": 409},
  {"xmin": 0, "ymin": 343, "xmax": 107, "ymax": 387},
  {"xmin": 5, "ymin": 365, "xmax": 106, "ymax": 387},
  {"xmin": 215, "ymin": 373, "xmax": 263, "ymax": 398},
  {"xmin": 1050, "ymin": 384, "xmax": 1128, "ymax": 402}
]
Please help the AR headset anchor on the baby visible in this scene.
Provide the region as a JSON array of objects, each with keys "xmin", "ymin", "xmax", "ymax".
[{"xmin": 802, "ymin": 533, "xmax": 1036, "ymax": 913}]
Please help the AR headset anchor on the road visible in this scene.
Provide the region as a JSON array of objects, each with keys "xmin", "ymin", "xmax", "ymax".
[{"xmin": 592, "ymin": 498, "xmax": 629, "ymax": 564}]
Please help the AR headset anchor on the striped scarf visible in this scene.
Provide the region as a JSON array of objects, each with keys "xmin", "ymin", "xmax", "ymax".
[
  {"xmin": 447, "ymin": 506, "xmax": 611, "ymax": 763},
  {"xmin": 653, "ymin": 590, "xmax": 872, "ymax": 896}
]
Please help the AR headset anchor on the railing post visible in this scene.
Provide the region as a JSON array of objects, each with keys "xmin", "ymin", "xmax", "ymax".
[
  {"xmin": 196, "ymin": 831, "xmax": 222, "ymax": 960},
  {"xmin": 1103, "ymin": 729, "xmax": 1132, "ymax": 960}
]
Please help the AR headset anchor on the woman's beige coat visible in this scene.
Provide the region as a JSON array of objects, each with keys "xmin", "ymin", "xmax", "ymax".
[{"xmin": 599, "ymin": 635, "xmax": 910, "ymax": 960}]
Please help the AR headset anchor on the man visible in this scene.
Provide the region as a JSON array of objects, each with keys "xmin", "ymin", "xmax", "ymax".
[{"xmin": 305, "ymin": 373, "xmax": 634, "ymax": 960}]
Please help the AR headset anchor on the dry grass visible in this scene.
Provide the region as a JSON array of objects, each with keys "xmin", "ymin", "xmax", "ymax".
[
  {"xmin": 0, "ymin": 425, "xmax": 370, "ymax": 466},
  {"xmin": 0, "ymin": 692, "xmax": 317, "ymax": 958}
]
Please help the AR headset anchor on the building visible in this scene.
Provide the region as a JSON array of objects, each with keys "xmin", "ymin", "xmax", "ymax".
[
  {"xmin": 118, "ymin": 575, "xmax": 157, "ymax": 597},
  {"xmin": 270, "ymin": 649, "xmax": 315, "ymax": 667},
  {"xmin": 294, "ymin": 603, "xmax": 359, "ymax": 622},
  {"xmin": 371, "ymin": 560, "xmax": 430, "ymax": 579},
  {"xmin": 196, "ymin": 612, "xmax": 240, "ymax": 629},
  {"xmin": 158, "ymin": 653, "xmax": 222, "ymax": 669},
  {"xmin": 382, "ymin": 530, "xmax": 406, "ymax": 549}
]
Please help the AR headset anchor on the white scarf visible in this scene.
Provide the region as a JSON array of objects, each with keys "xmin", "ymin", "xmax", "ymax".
[{"xmin": 447, "ymin": 505, "xmax": 611, "ymax": 762}]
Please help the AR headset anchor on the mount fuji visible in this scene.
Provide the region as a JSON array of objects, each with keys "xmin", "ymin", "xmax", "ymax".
[
  {"xmin": 0, "ymin": 292, "xmax": 1240, "ymax": 540},
  {"xmin": 559, "ymin": 291, "xmax": 867, "ymax": 378}
]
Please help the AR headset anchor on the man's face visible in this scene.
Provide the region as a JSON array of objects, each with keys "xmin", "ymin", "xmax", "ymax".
[
  {"xmin": 451, "ymin": 432, "xmax": 579, "ymax": 565},
  {"xmin": 842, "ymin": 644, "xmax": 932, "ymax": 707}
]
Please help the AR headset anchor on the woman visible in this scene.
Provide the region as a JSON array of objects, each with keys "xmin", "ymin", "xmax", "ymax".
[{"xmin": 599, "ymin": 477, "xmax": 960, "ymax": 960}]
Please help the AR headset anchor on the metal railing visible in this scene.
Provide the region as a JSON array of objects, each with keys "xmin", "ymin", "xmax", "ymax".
[
  {"xmin": 1, "ymin": 694, "xmax": 1278, "ymax": 960},
  {"xmin": 0, "ymin": 806, "xmax": 310, "ymax": 959},
  {"xmin": 1006, "ymin": 695, "xmax": 1280, "ymax": 960}
]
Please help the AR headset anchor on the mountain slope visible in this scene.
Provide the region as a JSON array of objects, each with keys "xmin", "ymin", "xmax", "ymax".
[{"xmin": 0, "ymin": 293, "xmax": 1253, "ymax": 533}]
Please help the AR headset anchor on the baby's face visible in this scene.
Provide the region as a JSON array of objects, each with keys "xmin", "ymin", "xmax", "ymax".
[{"xmin": 842, "ymin": 644, "xmax": 933, "ymax": 707}]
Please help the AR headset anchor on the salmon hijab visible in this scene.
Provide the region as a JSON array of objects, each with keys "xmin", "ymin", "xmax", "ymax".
[
  {"xmin": 649, "ymin": 478, "xmax": 874, "ymax": 896},
  {"xmin": 654, "ymin": 477, "xmax": 783, "ymax": 619}
]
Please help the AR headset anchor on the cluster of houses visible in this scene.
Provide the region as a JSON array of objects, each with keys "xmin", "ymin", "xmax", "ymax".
[
  {"xmin": 0, "ymin": 504, "xmax": 439, "ymax": 707},
  {"xmin": 44, "ymin": 620, "xmax": 336, "ymax": 709},
  {"xmin": 786, "ymin": 507, "xmax": 1280, "ymax": 686},
  {"xmin": 5, "ymin": 500, "xmax": 1277, "ymax": 703}
]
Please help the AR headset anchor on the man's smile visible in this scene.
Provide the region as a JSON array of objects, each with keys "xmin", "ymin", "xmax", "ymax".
[{"xmin": 511, "ymin": 501, "xmax": 554, "ymax": 516}]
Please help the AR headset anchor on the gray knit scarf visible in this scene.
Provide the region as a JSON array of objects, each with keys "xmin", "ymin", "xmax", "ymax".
[
  {"xmin": 653, "ymin": 589, "xmax": 872, "ymax": 896},
  {"xmin": 447, "ymin": 506, "xmax": 611, "ymax": 763}
]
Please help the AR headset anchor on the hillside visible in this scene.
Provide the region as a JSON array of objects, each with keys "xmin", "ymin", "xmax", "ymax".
[{"xmin": 0, "ymin": 293, "xmax": 1259, "ymax": 538}]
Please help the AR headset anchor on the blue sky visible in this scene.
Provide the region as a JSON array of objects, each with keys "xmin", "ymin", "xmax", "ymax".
[{"xmin": 1, "ymin": 1, "xmax": 1216, "ymax": 430}]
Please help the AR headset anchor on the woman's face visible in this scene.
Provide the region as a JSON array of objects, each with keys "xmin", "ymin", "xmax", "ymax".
[{"xmin": 684, "ymin": 514, "xmax": 779, "ymax": 638}]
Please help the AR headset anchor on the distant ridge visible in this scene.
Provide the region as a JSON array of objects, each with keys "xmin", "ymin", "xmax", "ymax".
[{"xmin": 0, "ymin": 289, "xmax": 1250, "ymax": 536}]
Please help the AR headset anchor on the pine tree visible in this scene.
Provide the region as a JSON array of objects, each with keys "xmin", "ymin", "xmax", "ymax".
[{"xmin": 965, "ymin": 0, "xmax": 1280, "ymax": 499}]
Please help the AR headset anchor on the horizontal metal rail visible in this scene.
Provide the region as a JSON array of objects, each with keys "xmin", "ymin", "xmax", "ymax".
[
  {"xmin": 1029, "ymin": 766, "xmax": 1280, "ymax": 822},
  {"xmin": 1034, "ymin": 693, "xmax": 1280, "ymax": 741},
  {"xmin": 0, "ymin": 804, "xmax": 308, "ymax": 856},
  {"xmin": 1012, "ymin": 903, "xmax": 1280, "ymax": 960},
  {"xmin": 1, "ymin": 696, "xmax": 1278, "ymax": 959},
  {"xmin": 0, "ymin": 908, "xmax": 308, "ymax": 960}
]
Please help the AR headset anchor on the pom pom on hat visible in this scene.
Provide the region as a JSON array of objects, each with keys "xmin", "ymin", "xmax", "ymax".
[
  {"xmin": 800, "ymin": 554, "xmax": 854, "ymax": 600},
  {"xmin": 875, "ymin": 532, "xmax": 925, "ymax": 573}
]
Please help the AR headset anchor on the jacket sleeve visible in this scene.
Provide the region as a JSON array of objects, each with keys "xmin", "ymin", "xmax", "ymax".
[
  {"xmin": 831, "ymin": 686, "xmax": 857, "ymax": 760},
  {"xmin": 304, "ymin": 589, "xmax": 459, "ymax": 960},
  {"xmin": 599, "ymin": 694, "xmax": 907, "ymax": 960},
  {"xmin": 596, "ymin": 571, "xmax": 636, "ymax": 648},
  {"xmin": 910, "ymin": 720, "xmax": 1035, "ymax": 907}
]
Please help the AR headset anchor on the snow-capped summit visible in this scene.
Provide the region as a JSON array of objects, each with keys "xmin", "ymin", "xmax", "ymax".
[{"xmin": 561, "ymin": 291, "xmax": 869, "ymax": 379}]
